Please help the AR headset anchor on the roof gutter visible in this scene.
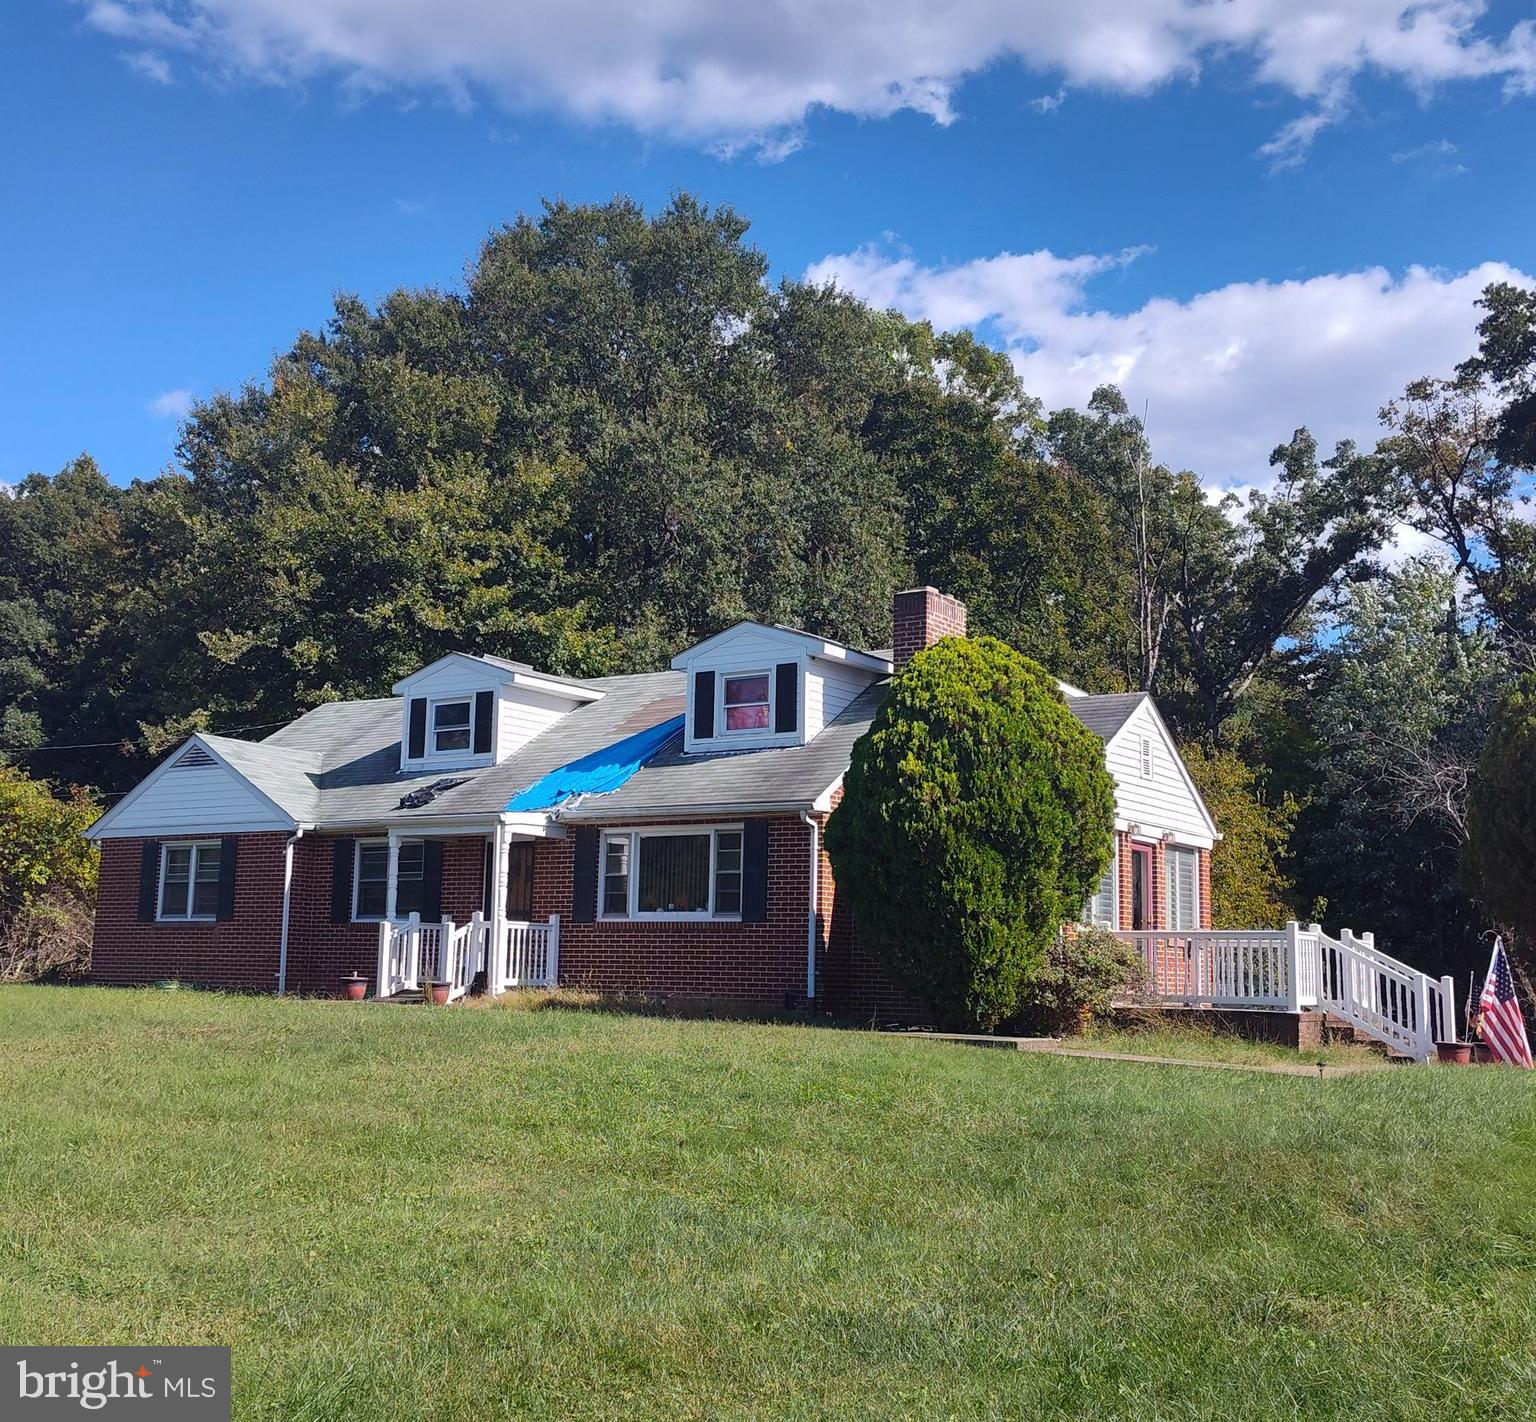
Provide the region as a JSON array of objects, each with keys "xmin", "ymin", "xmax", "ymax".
[{"xmin": 554, "ymin": 799, "xmax": 819, "ymax": 824}]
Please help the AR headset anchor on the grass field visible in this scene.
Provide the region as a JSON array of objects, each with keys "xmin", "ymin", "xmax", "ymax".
[{"xmin": 1, "ymin": 986, "xmax": 1533, "ymax": 1421}]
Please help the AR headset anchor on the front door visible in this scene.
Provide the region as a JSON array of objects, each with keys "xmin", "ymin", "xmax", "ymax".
[{"xmin": 1130, "ymin": 845, "xmax": 1153, "ymax": 930}]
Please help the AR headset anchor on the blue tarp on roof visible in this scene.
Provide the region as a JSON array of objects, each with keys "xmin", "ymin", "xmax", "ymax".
[{"xmin": 504, "ymin": 715, "xmax": 685, "ymax": 812}]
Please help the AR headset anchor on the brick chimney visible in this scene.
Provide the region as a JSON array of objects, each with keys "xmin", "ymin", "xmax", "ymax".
[{"xmin": 892, "ymin": 586, "xmax": 968, "ymax": 667}]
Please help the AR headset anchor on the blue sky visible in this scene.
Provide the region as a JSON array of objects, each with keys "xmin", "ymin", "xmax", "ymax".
[{"xmin": 4, "ymin": 0, "xmax": 1535, "ymax": 490}]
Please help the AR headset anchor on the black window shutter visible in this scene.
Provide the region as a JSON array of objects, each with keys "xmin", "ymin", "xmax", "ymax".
[
  {"xmin": 482, "ymin": 839, "xmax": 493, "ymax": 918},
  {"xmin": 473, "ymin": 689, "xmax": 494, "ymax": 755},
  {"xmin": 693, "ymin": 670, "xmax": 715, "ymax": 740},
  {"xmin": 407, "ymin": 697, "xmax": 427, "ymax": 759},
  {"xmin": 137, "ymin": 840, "xmax": 161, "ymax": 922},
  {"xmin": 330, "ymin": 837, "xmax": 355, "ymax": 923},
  {"xmin": 215, "ymin": 836, "xmax": 239, "ymax": 921},
  {"xmin": 572, "ymin": 827, "xmax": 598, "ymax": 922},
  {"xmin": 741, "ymin": 819, "xmax": 769, "ymax": 923},
  {"xmin": 421, "ymin": 841, "xmax": 444, "ymax": 921},
  {"xmin": 774, "ymin": 662, "xmax": 799, "ymax": 735}
]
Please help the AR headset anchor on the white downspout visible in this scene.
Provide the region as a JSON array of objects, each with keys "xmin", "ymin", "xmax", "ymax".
[
  {"xmin": 276, "ymin": 825, "xmax": 307, "ymax": 996},
  {"xmin": 798, "ymin": 810, "xmax": 819, "ymax": 1003}
]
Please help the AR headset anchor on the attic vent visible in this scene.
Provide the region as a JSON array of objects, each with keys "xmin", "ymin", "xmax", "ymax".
[
  {"xmin": 397, "ymin": 777, "xmax": 470, "ymax": 811},
  {"xmin": 171, "ymin": 745, "xmax": 215, "ymax": 770}
]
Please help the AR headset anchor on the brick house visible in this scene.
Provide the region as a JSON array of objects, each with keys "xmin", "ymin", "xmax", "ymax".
[{"xmin": 84, "ymin": 587, "xmax": 1217, "ymax": 1019}]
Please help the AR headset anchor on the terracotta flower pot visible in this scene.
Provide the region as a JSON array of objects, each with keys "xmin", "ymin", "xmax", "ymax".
[
  {"xmin": 428, "ymin": 980, "xmax": 452, "ymax": 1007},
  {"xmin": 343, "ymin": 976, "xmax": 367, "ymax": 1001},
  {"xmin": 1436, "ymin": 1041, "xmax": 1473, "ymax": 1065},
  {"xmin": 1471, "ymin": 1042, "xmax": 1494, "ymax": 1064}
]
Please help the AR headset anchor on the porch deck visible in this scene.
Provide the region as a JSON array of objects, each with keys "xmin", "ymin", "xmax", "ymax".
[{"xmin": 1116, "ymin": 923, "xmax": 1456, "ymax": 1061}]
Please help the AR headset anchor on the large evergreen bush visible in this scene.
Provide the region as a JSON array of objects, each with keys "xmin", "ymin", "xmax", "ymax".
[{"xmin": 826, "ymin": 636, "xmax": 1116, "ymax": 1029}]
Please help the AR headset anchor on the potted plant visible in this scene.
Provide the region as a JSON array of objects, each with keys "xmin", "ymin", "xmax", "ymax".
[
  {"xmin": 426, "ymin": 979, "xmax": 452, "ymax": 1007},
  {"xmin": 1435, "ymin": 1041, "xmax": 1473, "ymax": 1065},
  {"xmin": 342, "ymin": 972, "xmax": 368, "ymax": 1001}
]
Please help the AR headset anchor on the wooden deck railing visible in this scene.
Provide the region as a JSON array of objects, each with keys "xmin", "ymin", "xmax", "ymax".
[{"xmin": 1115, "ymin": 922, "xmax": 1455, "ymax": 1060}]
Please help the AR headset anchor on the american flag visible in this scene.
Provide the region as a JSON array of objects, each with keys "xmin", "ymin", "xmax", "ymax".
[{"xmin": 1477, "ymin": 938, "xmax": 1533, "ymax": 1069}]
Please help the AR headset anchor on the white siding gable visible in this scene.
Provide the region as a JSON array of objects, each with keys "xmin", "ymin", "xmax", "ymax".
[
  {"xmin": 87, "ymin": 745, "xmax": 294, "ymax": 838},
  {"xmin": 674, "ymin": 623, "xmax": 888, "ymax": 754},
  {"xmin": 679, "ymin": 626, "xmax": 805, "ymax": 754},
  {"xmin": 1102, "ymin": 700, "xmax": 1216, "ymax": 849},
  {"xmin": 394, "ymin": 654, "xmax": 599, "ymax": 773}
]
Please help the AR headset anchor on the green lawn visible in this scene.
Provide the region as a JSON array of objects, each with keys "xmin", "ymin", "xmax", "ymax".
[{"xmin": 1, "ymin": 987, "xmax": 1532, "ymax": 1421}]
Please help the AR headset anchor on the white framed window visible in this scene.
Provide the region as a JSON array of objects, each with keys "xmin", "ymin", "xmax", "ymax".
[
  {"xmin": 1166, "ymin": 846, "xmax": 1199, "ymax": 932},
  {"xmin": 430, "ymin": 698, "xmax": 475, "ymax": 756},
  {"xmin": 1084, "ymin": 860, "xmax": 1118, "ymax": 929},
  {"xmin": 720, "ymin": 673, "xmax": 771, "ymax": 735},
  {"xmin": 158, "ymin": 840, "xmax": 222, "ymax": 921},
  {"xmin": 599, "ymin": 826, "xmax": 745, "ymax": 920},
  {"xmin": 1138, "ymin": 735, "xmax": 1154, "ymax": 779},
  {"xmin": 354, "ymin": 839, "xmax": 425, "ymax": 921}
]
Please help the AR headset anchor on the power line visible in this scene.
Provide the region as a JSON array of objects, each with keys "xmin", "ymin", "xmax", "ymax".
[{"xmin": 0, "ymin": 718, "xmax": 294, "ymax": 754}]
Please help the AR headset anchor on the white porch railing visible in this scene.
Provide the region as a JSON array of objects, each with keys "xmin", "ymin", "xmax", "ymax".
[
  {"xmin": 377, "ymin": 912, "xmax": 559, "ymax": 999},
  {"xmin": 1116, "ymin": 921, "xmax": 1455, "ymax": 1061},
  {"xmin": 488, "ymin": 915, "xmax": 560, "ymax": 994}
]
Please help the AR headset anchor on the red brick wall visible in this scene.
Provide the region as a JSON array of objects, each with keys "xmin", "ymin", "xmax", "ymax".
[
  {"xmin": 282, "ymin": 833, "xmax": 487, "ymax": 996},
  {"xmin": 93, "ymin": 831, "xmax": 492, "ymax": 997},
  {"xmin": 531, "ymin": 817, "xmax": 814, "ymax": 1006},
  {"xmin": 91, "ymin": 834, "xmax": 288, "ymax": 991},
  {"xmin": 892, "ymin": 586, "xmax": 968, "ymax": 667},
  {"xmin": 1199, "ymin": 848, "xmax": 1213, "ymax": 930}
]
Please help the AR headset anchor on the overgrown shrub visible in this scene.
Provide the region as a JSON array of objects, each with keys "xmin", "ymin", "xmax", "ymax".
[
  {"xmin": 0, "ymin": 766, "xmax": 98, "ymax": 981},
  {"xmin": 1013, "ymin": 927, "xmax": 1148, "ymax": 1036},
  {"xmin": 825, "ymin": 635, "xmax": 1116, "ymax": 1030},
  {"xmin": 0, "ymin": 892, "xmax": 93, "ymax": 982}
]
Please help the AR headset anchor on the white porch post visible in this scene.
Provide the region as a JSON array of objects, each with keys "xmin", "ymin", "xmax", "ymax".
[
  {"xmin": 385, "ymin": 829, "xmax": 401, "ymax": 925},
  {"xmin": 547, "ymin": 913, "xmax": 560, "ymax": 987},
  {"xmin": 1283, "ymin": 920, "xmax": 1302, "ymax": 1013},
  {"xmin": 1439, "ymin": 974, "xmax": 1457, "ymax": 1044},
  {"xmin": 489, "ymin": 823, "xmax": 511, "ymax": 993}
]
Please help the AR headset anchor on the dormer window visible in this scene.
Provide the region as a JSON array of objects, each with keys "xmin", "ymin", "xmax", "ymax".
[
  {"xmin": 722, "ymin": 673, "xmax": 771, "ymax": 734},
  {"xmin": 431, "ymin": 698, "xmax": 474, "ymax": 755}
]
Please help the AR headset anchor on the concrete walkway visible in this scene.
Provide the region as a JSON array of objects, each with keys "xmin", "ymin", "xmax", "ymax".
[{"xmin": 903, "ymin": 1031, "xmax": 1385, "ymax": 1077}]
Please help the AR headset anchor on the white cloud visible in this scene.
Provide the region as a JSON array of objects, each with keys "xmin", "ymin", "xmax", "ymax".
[
  {"xmin": 77, "ymin": 0, "xmax": 1536, "ymax": 160},
  {"xmin": 807, "ymin": 242, "xmax": 1533, "ymax": 487},
  {"xmin": 392, "ymin": 197, "xmax": 427, "ymax": 215},
  {"xmin": 123, "ymin": 48, "xmax": 172, "ymax": 83},
  {"xmin": 148, "ymin": 387, "xmax": 193, "ymax": 419}
]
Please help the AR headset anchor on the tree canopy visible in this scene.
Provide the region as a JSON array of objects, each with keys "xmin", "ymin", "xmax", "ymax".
[{"xmin": 6, "ymin": 193, "xmax": 1536, "ymax": 977}]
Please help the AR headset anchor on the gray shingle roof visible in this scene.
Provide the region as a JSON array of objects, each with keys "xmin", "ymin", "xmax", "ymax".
[
  {"xmin": 1062, "ymin": 691, "xmax": 1147, "ymax": 742},
  {"xmin": 556, "ymin": 680, "xmax": 887, "ymax": 821},
  {"xmin": 192, "ymin": 675, "xmax": 1142, "ymax": 830},
  {"xmin": 252, "ymin": 675, "xmax": 692, "ymax": 826}
]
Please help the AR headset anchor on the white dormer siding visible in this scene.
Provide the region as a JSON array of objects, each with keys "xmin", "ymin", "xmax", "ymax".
[
  {"xmin": 392, "ymin": 653, "xmax": 602, "ymax": 774},
  {"xmin": 672, "ymin": 623, "xmax": 889, "ymax": 754},
  {"xmin": 1102, "ymin": 699, "xmax": 1216, "ymax": 850}
]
